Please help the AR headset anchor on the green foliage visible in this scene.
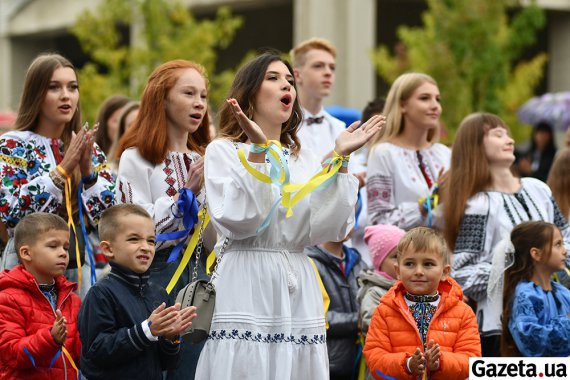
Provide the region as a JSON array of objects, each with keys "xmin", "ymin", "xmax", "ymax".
[
  {"xmin": 371, "ymin": 0, "xmax": 546, "ymax": 143},
  {"xmin": 70, "ymin": 0, "xmax": 243, "ymax": 123}
]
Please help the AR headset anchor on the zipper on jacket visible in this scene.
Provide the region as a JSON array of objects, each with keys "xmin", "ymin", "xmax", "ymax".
[{"xmin": 36, "ymin": 283, "xmax": 73, "ymax": 380}]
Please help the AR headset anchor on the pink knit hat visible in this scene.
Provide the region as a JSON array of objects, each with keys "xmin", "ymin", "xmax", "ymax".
[{"xmin": 364, "ymin": 224, "xmax": 406, "ymax": 278}]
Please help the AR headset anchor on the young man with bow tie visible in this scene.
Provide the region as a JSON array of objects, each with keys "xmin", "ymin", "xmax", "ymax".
[{"xmin": 291, "ymin": 38, "xmax": 347, "ymax": 163}]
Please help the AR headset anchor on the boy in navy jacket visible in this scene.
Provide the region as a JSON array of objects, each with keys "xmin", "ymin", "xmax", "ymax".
[{"xmin": 78, "ymin": 204, "xmax": 196, "ymax": 379}]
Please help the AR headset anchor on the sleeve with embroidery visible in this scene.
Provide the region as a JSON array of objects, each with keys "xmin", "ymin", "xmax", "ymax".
[
  {"xmin": 508, "ymin": 282, "xmax": 570, "ymax": 357},
  {"xmin": 451, "ymin": 194, "xmax": 494, "ymax": 302},
  {"xmin": 204, "ymin": 140, "xmax": 276, "ymax": 240},
  {"xmin": 0, "ymin": 135, "xmax": 63, "ymax": 231},
  {"xmin": 367, "ymin": 148, "xmax": 423, "ymax": 229},
  {"xmin": 81, "ymin": 143, "xmax": 115, "ymax": 226}
]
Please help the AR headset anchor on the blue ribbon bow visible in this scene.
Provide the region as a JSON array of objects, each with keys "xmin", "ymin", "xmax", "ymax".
[{"xmin": 156, "ymin": 187, "xmax": 199, "ymax": 263}]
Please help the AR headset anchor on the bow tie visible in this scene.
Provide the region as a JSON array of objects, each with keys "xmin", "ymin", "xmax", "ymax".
[{"xmin": 306, "ymin": 116, "xmax": 324, "ymax": 125}]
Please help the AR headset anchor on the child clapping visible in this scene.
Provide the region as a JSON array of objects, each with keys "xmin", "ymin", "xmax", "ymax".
[
  {"xmin": 363, "ymin": 227, "xmax": 480, "ymax": 380},
  {"xmin": 78, "ymin": 204, "xmax": 196, "ymax": 380}
]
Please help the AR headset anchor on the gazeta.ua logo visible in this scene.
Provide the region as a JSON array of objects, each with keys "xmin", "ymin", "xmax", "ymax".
[{"xmin": 470, "ymin": 357, "xmax": 569, "ymax": 379}]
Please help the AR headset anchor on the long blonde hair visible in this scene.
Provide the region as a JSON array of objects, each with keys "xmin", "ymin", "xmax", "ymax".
[{"xmin": 370, "ymin": 73, "xmax": 439, "ymax": 149}]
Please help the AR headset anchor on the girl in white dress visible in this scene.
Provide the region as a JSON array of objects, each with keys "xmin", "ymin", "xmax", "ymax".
[
  {"xmin": 115, "ymin": 60, "xmax": 215, "ymax": 380},
  {"xmin": 367, "ymin": 73, "xmax": 450, "ymax": 230},
  {"xmin": 195, "ymin": 52, "xmax": 384, "ymax": 379},
  {"xmin": 442, "ymin": 112, "xmax": 570, "ymax": 356}
]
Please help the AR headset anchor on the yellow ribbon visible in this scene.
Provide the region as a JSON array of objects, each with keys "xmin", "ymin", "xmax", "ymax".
[
  {"xmin": 309, "ymin": 257, "xmax": 330, "ymax": 330},
  {"xmin": 61, "ymin": 346, "xmax": 79, "ymax": 379},
  {"xmin": 206, "ymin": 250, "xmax": 216, "ymax": 275},
  {"xmin": 281, "ymin": 151, "xmax": 348, "ymax": 218},
  {"xmin": 166, "ymin": 209, "xmax": 210, "ymax": 294},
  {"xmin": 57, "ymin": 165, "xmax": 82, "ymax": 292}
]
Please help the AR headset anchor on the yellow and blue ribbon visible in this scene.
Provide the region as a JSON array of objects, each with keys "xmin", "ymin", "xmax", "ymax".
[
  {"xmin": 238, "ymin": 145, "xmax": 350, "ymax": 232},
  {"xmin": 418, "ymin": 184, "xmax": 439, "ymax": 228},
  {"xmin": 77, "ymin": 178, "xmax": 97, "ymax": 286},
  {"xmin": 156, "ymin": 188, "xmax": 199, "ymax": 263}
]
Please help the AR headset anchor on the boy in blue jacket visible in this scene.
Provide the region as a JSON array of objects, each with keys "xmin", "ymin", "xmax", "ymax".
[{"xmin": 78, "ymin": 204, "xmax": 196, "ymax": 379}]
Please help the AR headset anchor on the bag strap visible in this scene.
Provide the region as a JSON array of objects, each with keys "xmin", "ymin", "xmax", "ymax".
[
  {"xmin": 191, "ymin": 196, "xmax": 208, "ymax": 284},
  {"xmin": 192, "ymin": 194, "xmax": 229, "ymax": 285},
  {"xmin": 208, "ymin": 236, "xmax": 229, "ymax": 286}
]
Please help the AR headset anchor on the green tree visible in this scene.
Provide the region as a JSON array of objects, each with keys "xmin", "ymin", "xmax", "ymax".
[
  {"xmin": 71, "ymin": 0, "xmax": 243, "ymax": 123},
  {"xmin": 371, "ymin": 0, "xmax": 546, "ymax": 142}
]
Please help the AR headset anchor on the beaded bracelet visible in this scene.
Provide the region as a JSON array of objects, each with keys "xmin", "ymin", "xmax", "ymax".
[{"xmin": 49, "ymin": 169, "xmax": 65, "ymax": 190}]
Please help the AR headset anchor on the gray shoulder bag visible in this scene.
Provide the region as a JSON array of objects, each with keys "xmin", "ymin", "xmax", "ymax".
[{"xmin": 175, "ymin": 198, "xmax": 229, "ymax": 344}]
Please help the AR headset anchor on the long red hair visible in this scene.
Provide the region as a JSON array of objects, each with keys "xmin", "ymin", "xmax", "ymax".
[
  {"xmin": 442, "ymin": 112, "xmax": 510, "ymax": 250},
  {"xmin": 117, "ymin": 60, "xmax": 211, "ymax": 164}
]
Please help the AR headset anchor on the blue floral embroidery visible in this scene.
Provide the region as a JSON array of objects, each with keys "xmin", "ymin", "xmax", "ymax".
[{"xmin": 208, "ymin": 329, "xmax": 326, "ymax": 345}]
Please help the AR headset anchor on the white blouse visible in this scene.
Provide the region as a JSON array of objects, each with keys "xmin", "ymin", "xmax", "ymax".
[
  {"xmin": 366, "ymin": 142, "xmax": 450, "ymax": 229},
  {"xmin": 452, "ymin": 177, "xmax": 570, "ymax": 334},
  {"xmin": 204, "ymin": 139, "xmax": 359, "ymax": 251},
  {"xmin": 116, "ymin": 148, "xmax": 205, "ymax": 251}
]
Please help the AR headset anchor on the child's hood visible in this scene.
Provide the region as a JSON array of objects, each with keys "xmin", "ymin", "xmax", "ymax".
[
  {"xmin": 0, "ymin": 265, "xmax": 76, "ymax": 294},
  {"xmin": 380, "ymin": 276, "xmax": 465, "ymax": 312}
]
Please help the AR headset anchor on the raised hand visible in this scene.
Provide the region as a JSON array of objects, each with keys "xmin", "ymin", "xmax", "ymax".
[
  {"xmin": 334, "ymin": 114, "xmax": 385, "ymax": 156},
  {"xmin": 226, "ymin": 98, "xmax": 266, "ymax": 144},
  {"xmin": 59, "ymin": 124, "xmax": 87, "ymax": 174},
  {"xmin": 148, "ymin": 302, "xmax": 180, "ymax": 337},
  {"xmin": 79, "ymin": 122, "xmax": 98, "ymax": 177},
  {"xmin": 185, "ymin": 157, "xmax": 204, "ymax": 194},
  {"xmin": 425, "ymin": 339, "xmax": 441, "ymax": 372},
  {"xmin": 50, "ymin": 309, "xmax": 68, "ymax": 346},
  {"xmin": 408, "ymin": 347, "xmax": 425, "ymax": 376}
]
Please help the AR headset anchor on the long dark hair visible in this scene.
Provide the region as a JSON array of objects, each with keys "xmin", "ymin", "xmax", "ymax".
[
  {"xmin": 216, "ymin": 52, "xmax": 303, "ymax": 155},
  {"xmin": 500, "ymin": 221, "xmax": 555, "ymax": 356},
  {"xmin": 15, "ymin": 53, "xmax": 83, "ymax": 218},
  {"xmin": 443, "ymin": 112, "xmax": 510, "ymax": 250}
]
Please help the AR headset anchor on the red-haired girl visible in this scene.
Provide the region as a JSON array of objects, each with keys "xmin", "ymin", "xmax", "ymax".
[{"xmin": 115, "ymin": 60, "xmax": 214, "ymax": 378}]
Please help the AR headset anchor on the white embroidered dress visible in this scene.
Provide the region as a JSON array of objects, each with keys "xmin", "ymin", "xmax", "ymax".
[
  {"xmin": 451, "ymin": 177, "xmax": 570, "ymax": 335},
  {"xmin": 366, "ymin": 142, "xmax": 450, "ymax": 229},
  {"xmin": 115, "ymin": 148, "xmax": 204, "ymax": 252},
  {"xmin": 195, "ymin": 139, "xmax": 359, "ymax": 379}
]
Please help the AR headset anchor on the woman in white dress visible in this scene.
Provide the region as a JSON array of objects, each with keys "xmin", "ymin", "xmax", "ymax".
[
  {"xmin": 442, "ymin": 112, "xmax": 570, "ymax": 356},
  {"xmin": 195, "ymin": 52, "xmax": 384, "ymax": 379},
  {"xmin": 115, "ymin": 60, "xmax": 214, "ymax": 380},
  {"xmin": 367, "ymin": 73, "xmax": 450, "ymax": 230}
]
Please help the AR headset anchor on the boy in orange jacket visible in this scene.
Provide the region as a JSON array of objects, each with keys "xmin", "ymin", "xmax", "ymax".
[{"xmin": 363, "ymin": 227, "xmax": 480, "ymax": 380}]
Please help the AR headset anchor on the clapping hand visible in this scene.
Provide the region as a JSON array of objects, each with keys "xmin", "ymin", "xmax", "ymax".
[
  {"xmin": 79, "ymin": 122, "xmax": 98, "ymax": 177},
  {"xmin": 50, "ymin": 309, "xmax": 67, "ymax": 346},
  {"xmin": 408, "ymin": 347, "xmax": 426, "ymax": 376},
  {"xmin": 334, "ymin": 115, "xmax": 385, "ymax": 156},
  {"xmin": 425, "ymin": 339, "xmax": 441, "ymax": 372},
  {"xmin": 164, "ymin": 304, "xmax": 197, "ymax": 341}
]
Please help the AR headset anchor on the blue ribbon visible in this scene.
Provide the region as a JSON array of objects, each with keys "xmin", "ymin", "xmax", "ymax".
[
  {"xmin": 48, "ymin": 350, "xmax": 62, "ymax": 368},
  {"xmin": 375, "ymin": 369, "xmax": 399, "ymax": 380},
  {"xmin": 156, "ymin": 187, "xmax": 199, "ymax": 263},
  {"xmin": 22, "ymin": 346, "xmax": 36, "ymax": 368},
  {"xmin": 354, "ymin": 191, "xmax": 363, "ymax": 230},
  {"xmin": 250, "ymin": 143, "xmax": 290, "ymax": 234},
  {"xmin": 78, "ymin": 179, "xmax": 97, "ymax": 286}
]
